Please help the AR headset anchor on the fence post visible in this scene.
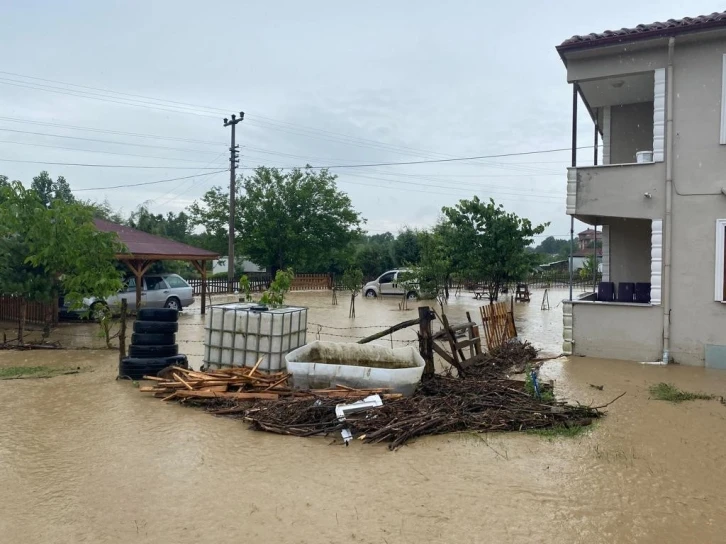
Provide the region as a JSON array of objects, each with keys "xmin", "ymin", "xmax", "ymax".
[
  {"xmin": 419, "ymin": 306, "xmax": 435, "ymax": 378},
  {"xmin": 18, "ymin": 298, "xmax": 26, "ymax": 345},
  {"xmin": 119, "ymin": 299, "xmax": 127, "ymax": 365}
]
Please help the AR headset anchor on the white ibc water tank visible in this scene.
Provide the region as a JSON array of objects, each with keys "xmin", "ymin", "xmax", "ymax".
[{"xmin": 203, "ymin": 303, "xmax": 307, "ymax": 372}]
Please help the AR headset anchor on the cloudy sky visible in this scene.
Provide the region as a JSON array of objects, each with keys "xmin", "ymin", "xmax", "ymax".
[{"xmin": 1, "ymin": 0, "xmax": 722, "ymax": 241}]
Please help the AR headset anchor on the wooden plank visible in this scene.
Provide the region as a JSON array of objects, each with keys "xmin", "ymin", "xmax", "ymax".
[
  {"xmin": 174, "ymin": 373, "xmax": 194, "ymax": 391},
  {"xmin": 174, "ymin": 390, "xmax": 280, "ymax": 400},
  {"xmin": 432, "ymin": 342, "xmax": 456, "ymax": 364},
  {"xmin": 248, "ymin": 357, "xmax": 264, "ymax": 376}
]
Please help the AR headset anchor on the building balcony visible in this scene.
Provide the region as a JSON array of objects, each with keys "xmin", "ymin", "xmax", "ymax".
[{"xmin": 566, "ymin": 162, "xmax": 665, "ymax": 220}]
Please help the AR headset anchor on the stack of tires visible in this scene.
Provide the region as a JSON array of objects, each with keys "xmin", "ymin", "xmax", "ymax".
[{"xmin": 119, "ymin": 308, "xmax": 188, "ymax": 380}]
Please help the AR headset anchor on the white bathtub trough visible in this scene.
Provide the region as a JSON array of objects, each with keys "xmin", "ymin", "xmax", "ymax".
[{"xmin": 285, "ymin": 340, "xmax": 425, "ymax": 396}]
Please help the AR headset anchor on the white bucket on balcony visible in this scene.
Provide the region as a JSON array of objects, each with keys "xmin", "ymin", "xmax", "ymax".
[{"xmin": 636, "ymin": 150, "xmax": 653, "ymax": 163}]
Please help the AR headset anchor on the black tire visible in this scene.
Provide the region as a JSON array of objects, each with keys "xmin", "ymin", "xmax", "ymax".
[
  {"xmin": 137, "ymin": 308, "xmax": 179, "ymax": 322},
  {"xmin": 133, "ymin": 320, "xmax": 178, "ymax": 334},
  {"xmin": 406, "ymin": 291, "xmax": 418, "ymax": 300},
  {"xmin": 128, "ymin": 344, "xmax": 179, "ymax": 358},
  {"xmin": 365, "ymin": 289, "xmax": 377, "ymax": 298},
  {"xmin": 131, "ymin": 332, "xmax": 175, "ymax": 346},
  {"xmin": 163, "ymin": 297, "xmax": 182, "ymax": 311},
  {"xmin": 118, "ymin": 355, "xmax": 188, "ymax": 380}
]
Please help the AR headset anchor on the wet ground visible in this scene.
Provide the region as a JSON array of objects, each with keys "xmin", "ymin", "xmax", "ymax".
[{"xmin": 2, "ymin": 288, "xmax": 726, "ymax": 543}]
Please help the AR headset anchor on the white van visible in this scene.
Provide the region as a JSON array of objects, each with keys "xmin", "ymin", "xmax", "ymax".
[{"xmin": 363, "ymin": 269, "xmax": 418, "ymax": 299}]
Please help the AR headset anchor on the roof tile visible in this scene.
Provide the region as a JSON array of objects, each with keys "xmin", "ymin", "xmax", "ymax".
[
  {"xmin": 94, "ymin": 218, "xmax": 219, "ymax": 260},
  {"xmin": 559, "ymin": 11, "xmax": 726, "ymax": 49}
]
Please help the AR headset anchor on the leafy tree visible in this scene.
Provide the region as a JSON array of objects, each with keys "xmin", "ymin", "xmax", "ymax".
[
  {"xmin": 86, "ymin": 199, "xmax": 125, "ymax": 223},
  {"xmin": 409, "ymin": 226, "xmax": 454, "ymax": 310},
  {"xmin": 0, "ymin": 182, "xmax": 124, "ymax": 341},
  {"xmin": 393, "ymin": 228, "xmax": 422, "ymax": 266},
  {"xmin": 237, "ymin": 167, "xmax": 362, "ymax": 275},
  {"xmin": 579, "ymin": 254, "xmax": 598, "ymax": 281},
  {"xmin": 341, "ymin": 268, "xmax": 363, "ymax": 318},
  {"xmin": 188, "ymin": 183, "xmax": 237, "ymax": 256},
  {"xmin": 354, "ymin": 242, "xmax": 395, "ymax": 279},
  {"xmin": 30, "ymin": 171, "xmax": 75, "ymax": 207},
  {"xmin": 534, "ymin": 236, "xmax": 568, "ymax": 256},
  {"xmin": 259, "ymin": 268, "xmax": 294, "ymax": 307},
  {"xmin": 441, "ymin": 197, "xmax": 547, "ymax": 301}
]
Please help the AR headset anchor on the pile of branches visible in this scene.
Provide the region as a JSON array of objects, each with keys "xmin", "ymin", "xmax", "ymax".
[
  {"xmin": 237, "ymin": 374, "xmax": 605, "ymax": 449},
  {"xmin": 465, "ymin": 340, "xmax": 540, "ymax": 378},
  {"xmin": 139, "ymin": 343, "xmax": 611, "ymax": 450}
]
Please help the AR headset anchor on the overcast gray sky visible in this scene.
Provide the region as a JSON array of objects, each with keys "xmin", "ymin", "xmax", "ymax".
[{"xmin": 1, "ymin": 0, "xmax": 722, "ymax": 241}]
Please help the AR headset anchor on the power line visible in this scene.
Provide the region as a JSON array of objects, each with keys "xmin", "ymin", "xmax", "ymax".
[
  {"xmin": 0, "ymin": 115, "xmax": 225, "ymax": 145},
  {"xmin": 250, "ymin": 147, "xmax": 587, "ymax": 170},
  {"xmin": 0, "ymin": 127, "xmax": 223, "ymax": 154},
  {"xmin": 151, "ymin": 152, "xmax": 228, "ymax": 207},
  {"xmin": 0, "ymin": 71, "xmax": 587, "ymax": 168},
  {"xmin": 0, "ymin": 140, "xmax": 229, "ymax": 165},
  {"xmin": 340, "ymin": 172, "xmax": 562, "ymax": 200},
  {"xmin": 0, "ymin": 158, "xmax": 226, "ymax": 169},
  {"xmin": 0, "ymin": 78, "xmax": 219, "ymax": 119},
  {"xmin": 73, "ymin": 170, "xmax": 229, "ymax": 191},
  {"xmin": 0, "ymin": 71, "xmax": 228, "ymax": 115}
]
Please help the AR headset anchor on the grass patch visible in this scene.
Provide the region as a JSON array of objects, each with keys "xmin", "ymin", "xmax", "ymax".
[
  {"xmin": 648, "ymin": 382, "xmax": 714, "ymax": 403},
  {"xmin": 0, "ymin": 366, "xmax": 82, "ymax": 380},
  {"xmin": 527, "ymin": 424, "xmax": 590, "ymax": 439}
]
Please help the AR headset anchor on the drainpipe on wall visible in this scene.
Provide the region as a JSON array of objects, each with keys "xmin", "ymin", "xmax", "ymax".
[{"xmin": 662, "ymin": 37, "xmax": 675, "ymax": 363}]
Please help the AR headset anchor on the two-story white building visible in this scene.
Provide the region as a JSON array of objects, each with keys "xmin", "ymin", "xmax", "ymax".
[{"xmin": 558, "ymin": 11, "xmax": 726, "ymax": 367}]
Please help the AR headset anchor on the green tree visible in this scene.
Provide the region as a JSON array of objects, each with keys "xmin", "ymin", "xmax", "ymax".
[
  {"xmin": 341, "ymin": 268, "xmax": 363, "ymax": 318},
  {"xmin": 409, "ymin": 226, "xmax": 454, "ymax": 310},
  {"xmin": 393, "ymin": 228, "xmax": 422, "ymax": 266},
  {"xmin": 354, "ymin": 242, "xmax": 395, "ymax": 279},
  {"xmin": 237, "ymin": 167, "xmax": 362, "ymax": 275},
  {"xmin": 0, "ymin": 182, "xmax": 124, "ymax": 340},
  {"xmin": 579, "ymin": 254, "xmax": 598, "ymax": 281},
  {"xmin": 31, "ymin": 171, "xmax": 75, "ymax": 207},
  {"xmin": 534, "ymin": 236, "xmax": 569, "ymax": 256},
  {"xmin": 441, "ymin": 197, "xmax": 547, "ymax": 301},
  {"xmin": 188, "ymin": 184, "xmax": 236, "ymax": 256}
]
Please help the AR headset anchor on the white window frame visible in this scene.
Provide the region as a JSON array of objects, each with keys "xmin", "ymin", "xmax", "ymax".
[
  {"xmin": 715, "ymin": 219, "xmax": 726, "ymax": 301},
  {"xmin": 721, "ymin": 55, "xmax": 726, "ymax": 144}
]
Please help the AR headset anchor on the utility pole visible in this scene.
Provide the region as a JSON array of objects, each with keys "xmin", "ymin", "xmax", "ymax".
[{"xmin": 223, "ymin": 112, "xmax": 244, "ymax": 291}]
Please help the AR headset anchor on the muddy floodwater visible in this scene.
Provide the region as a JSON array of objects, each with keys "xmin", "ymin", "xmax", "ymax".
[{"xmin": 2, "ymin": 289, "xmax": 726, "ymax": 543}]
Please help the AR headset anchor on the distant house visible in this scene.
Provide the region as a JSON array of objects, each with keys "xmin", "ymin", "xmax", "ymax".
[
  {"xmin": 213, "ymin": 256, "xmax": 265, "ymax": 276},
  {"xmin": 577, "ymin": 229, "xmax": 599, "ymax": 250},
  {"xmin": 558, "ymin": 10, "xmax": 726, "ymax": 367}
]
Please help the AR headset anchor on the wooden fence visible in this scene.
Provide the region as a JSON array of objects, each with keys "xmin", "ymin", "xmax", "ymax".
[
  {"xmin": 290, "ymin": 274, "xmax": 332, "ymax": 291},
  {"xmin": 186, "ymin": 273, "xmax": 332, "ymax": 296},
  {"xmin": 0, "ymin": 296, "xmax": 58, "ymax": 325},
  {"xmin": 479, "ymin": 300, "xmax": 517, "ymax": 351}
]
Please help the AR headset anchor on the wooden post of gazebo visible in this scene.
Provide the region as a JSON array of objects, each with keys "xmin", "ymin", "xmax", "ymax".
[
  {"xmin": 124, "ymin": 259, "xmax": 154, "ymax": 311},
  {"xmin": 191, "ymin": 259, "xmax": 208, "ymax": 315}
]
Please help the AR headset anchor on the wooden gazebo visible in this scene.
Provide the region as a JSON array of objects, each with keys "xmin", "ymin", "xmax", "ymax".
[{"xmin": 94, "ymin": 219, "xmax": 219, "ymax": 314}]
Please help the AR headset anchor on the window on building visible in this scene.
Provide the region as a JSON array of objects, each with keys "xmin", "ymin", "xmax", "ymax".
[{"xmin": 715, "ymin": 219, "xmax": 726, "ymax": 301}]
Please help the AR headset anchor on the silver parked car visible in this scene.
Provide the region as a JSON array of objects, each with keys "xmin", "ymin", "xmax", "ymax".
[
  {"xmin": 83, "ymin": 274, "xmax": 195, "ymax": 313},
  {"xmin": 363, "ymin": 269, "xmax": 418, "ymax": 299}
]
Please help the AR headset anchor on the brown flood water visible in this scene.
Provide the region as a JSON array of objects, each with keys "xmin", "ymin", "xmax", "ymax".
[{"xmin": 1, "ymin": 288, "xmax": 726, "ymax": 543}]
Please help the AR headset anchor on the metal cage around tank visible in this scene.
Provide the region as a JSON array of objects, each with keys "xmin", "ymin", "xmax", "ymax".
[{"xmin": 203, "ymin": 303, "xmax": 308, "ymax": 372}]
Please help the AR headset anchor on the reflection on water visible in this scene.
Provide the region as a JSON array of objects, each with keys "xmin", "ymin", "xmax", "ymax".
[{"xmin": 1, "ymin": 288, "xmax": 725, "ymax": 543}]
